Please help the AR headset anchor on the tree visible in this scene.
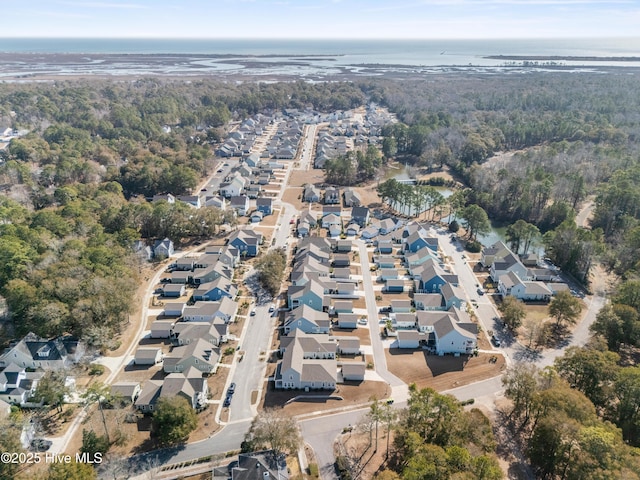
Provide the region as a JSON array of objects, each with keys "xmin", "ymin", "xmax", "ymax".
[
  {"xmin": 245, "ymin": 408, "xmax": 301, "ymax": 455},
  {"xmin": 612, "ymin": 366, "xmax": 640, "ymax": 446},
  {"xmin": 502, "ymin": 363, "xmax": 541, "ymax": 426},
  {"xmin": 460, "ymin": 204, "xmax": 491, "ymax": 241},
  {"xmin": 0, "ymin": 416, "xmax": 23, "ymax": 480},
  {"xmin": 48, "ymin": 459, "xmax": 97, "ymax": 480},
  {"xmin": 505, "ymin": 219, "xmax": 540, "ymax": 254},
  {"xmin": 255, "ymin": 249, "xmax": 287, "ymax": 296},
  {"xmin": 33, "ymin": 370, "xmax": 70, "ymax": 413},
  {"xmin": 522, "ymin": 317, "xmax": 546, "ymax": 350},
  {"xmin": 81, "ymin": 382, "xmax": 112, "ymax": 442},
  {"xmin": 152, "ymin": 396, "xmax": 198, "ymax": 445},
  {"xmin": 554, "ymin": 344, "xmax": 619, "ymax": 411},
  {"xmin": 549, "ymin": 290, "xmax": 582, "ymax": 329},
  {"xmin": 498, "ymin": 296, "xmax": 526, "ymax": 331},
  {"xmin": 81, "ymin": 429, "xmax": 110, "ymax": 457}
]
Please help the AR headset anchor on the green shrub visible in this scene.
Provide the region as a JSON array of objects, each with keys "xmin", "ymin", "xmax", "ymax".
[
  {"xmin": 465, "ymin": 240, "xmax": 482, "ymax": 253},
  {"xmin": 88, "ymin": 364, "xmax": 105, "ymax": 376}
]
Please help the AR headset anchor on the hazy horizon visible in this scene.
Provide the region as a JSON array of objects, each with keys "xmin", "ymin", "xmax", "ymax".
[{"xmin": 3, "ymin": 1, "xmax": 640, "ymax": 40}]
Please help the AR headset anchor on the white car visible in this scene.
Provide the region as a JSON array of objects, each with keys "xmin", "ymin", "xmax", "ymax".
[{"xmin": 357, "ymin": 318, "xmax": 368, "ymax": 325}]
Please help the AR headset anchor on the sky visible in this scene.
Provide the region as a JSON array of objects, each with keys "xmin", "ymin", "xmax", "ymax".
[{"xmin": 2, "ymin": 0, "xmax": 639, "ymax": 39}]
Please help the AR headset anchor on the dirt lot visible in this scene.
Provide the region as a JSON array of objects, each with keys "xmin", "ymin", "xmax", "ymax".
[
  {"xmin": 386, "ymin": 351, "xmax": 505, "ymax": 392},
  {"xmin": 281, "ymin": 186, "xmax": 304, "ymax": 211},
  {"xmin": 262, "ymin": 381, "xmax": 390, "ymax": 416},
  {"xmin": 331, "ymin": 326, "xmax": 372, "ymax": 346},
  {"xmin": 289, "ymin": 169, "xmax": 325, "ymax": 188}
]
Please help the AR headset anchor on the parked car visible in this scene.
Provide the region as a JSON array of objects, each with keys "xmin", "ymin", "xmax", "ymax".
[
  {"xmin": 491, "ymin": 335, "xmax": 501, "ymax": 347},
  {"xmin": 251, "ymin": 308, "xmax": 256, "ymax": 316},
  {"xmin": 269, "ymin": 304, "xmax": 275, "ymax": 313},
  {"xmin": 223, "ymin": 395, "xmax": 232, "ymax": 407},
  {"xmin": 477, "ymin": 288, "xmax": 485, "ymax": 295},
  {"xmin": 228, "ymin": 382, "xmax": 236, "ymax": 394},
  {"xmin": 357, "ymin": 318, "xmax": 368, "ymax": 325},
  {"xmin": 30, "ymin": 439, "xmax": 52, "ymax": 452}
]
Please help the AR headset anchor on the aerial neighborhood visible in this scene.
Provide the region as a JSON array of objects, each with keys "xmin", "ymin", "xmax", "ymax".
[{"xmin": 0, "ymin": 90, "xmax": 624, "ymax": 480}]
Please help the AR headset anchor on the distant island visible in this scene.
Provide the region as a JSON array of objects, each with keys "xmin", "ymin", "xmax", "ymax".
[{"xmin": 486, "ymin": 55, "xmax": 640, "ymax": 62}]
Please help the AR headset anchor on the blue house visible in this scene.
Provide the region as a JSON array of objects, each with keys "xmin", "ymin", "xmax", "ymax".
[
  {"xmin": 256, "ymin": 197, "xmax": 273, "ymax": 216},
  {"xmin": 192, "ymin": 277, "xmax": 237, "ymax": 302},
  {"xmin": 287, "ymin": 279, "xmax": 326, "ymax": 311},
  {"xmin": 415, "ymin": 264, "xmax": 447, "ymax": 293},
  {"xmin": 228, "ymin": 229, "xmax": 263, "ymax": 257},
  {"xmin": 405, "ymin": 232, "xmax": 438, "ymax": 253}
]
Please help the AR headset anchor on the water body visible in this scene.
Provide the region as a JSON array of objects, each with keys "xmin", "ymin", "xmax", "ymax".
[{"xmin": 1, "ymin": 37, "xmax": 640, "ymax": 79}]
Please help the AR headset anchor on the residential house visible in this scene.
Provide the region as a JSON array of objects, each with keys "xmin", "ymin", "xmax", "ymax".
[
  {"xmin": 394, "ymin": 313, "xmax": 417, "ymax": 329},
  {"xmin": 321, "ymin": 213, "xmax": 341, "ymax": 229},
  {"xmin": 170, "ymin": 321, "xmax": 228, "ymax": 347},
  {"xmin": 110, "ymin": 382, "xmax": 141, "ymax": 404},
  {"xmin": 490, "ymin": 252, "xmax": 529, "ymax": 282},
  {"xmin": 183, "ymin": 298, "xmax": 237, "ymax": 323},
  {"xmin": 336, "ymin": 313, "xmax": 358, "ymax": 329},
  {"xmin": 192, "ymin": 277, "xmax": 237, "ymax": 302},
  {"xmin": 345, "ymin": 223, "xmax": 360, "ymax": 236},
  {"xmin": 376, "ymin": 240, "xmax": 394, "ymax": 255},
  {"xmin": 385, "ymin": 279, "xmax": 405, "ymax": 293},
  {"xmin": 337, "ymin": 337, "xmax": 360, "ymax": 355},
  {"xmin": 340, "ymin": 362, "xmax": 366, "ymax": 382},
  {"xmin": 303, "ymin": 185, "xmax": 321, "ymax": 203},
  {"xmin": 414, "ymin": 293, "xmax": 445, "ymax": 311},
  {"xmin": 163, "ymin": 338, "xmax": 219, "ymax": 374},
  {"xmin": 287, "ymin": 279, "xmax": 326, "ymax": 311},
  {"xmin": 220, "ymin": 174, "xmax": 246, "ymax": 198},
  {"xmin": 177, "ymin": 195, "xmax": 202, "ymax": 209},
  {"xmin": 0, "ymin": 333, "xmax": 83, "ymax": 370},
  {"xmin": 160, "ymin": 367, "xmax": 209, "ymax": 409},
  {"xmin": 379, "ymin": 218, "xmax": 399, "ymax": 235},
  {"xmin": 324, "ymin": 187, "xmax": 340, "ymax": 204},
  {"xmin": 498, "ymin": 272, "xmax": 552, "ymax": 302},
  {"xmin": 229, "ymin": 195, "xmax": 250, "ymax": 217},
  {"xmin": 351, "ymin": 206, "xmax": 370, "ymax": 227},
  {"xmin": 405, "ymin": 232, "xmax": 438, "ymax": 253},
  {"xmin": 322, "ymin": 206, "xmax": 342, "ymax": 218},
  {"xmin": 397, "ymin": 330, "xmax": 422, "ymax": 349},
  {"xmin": 333, "ymin": 254, "xmax": 351, "ymax": 268},
  {"xmin": 378, "ymin": 269, "xmax": 398, "ymax": 282},
  {"xmin": 153, "ymin": 238, "xmax": 174, "ymax": 259},
  {"xmin": 256, "ymin": 197, "xmax": 273, "ymax": 215},
  {"xmin": 134, "ymin": 348, "xmax": 163, "ymax": 366},
  {"xmin": 361, "ymin": 225, "xmax": 380, "ymax": 240},
  {"xmin": 375, "ymin": 256, "xmax": 396, "ymax": 269},
  {"xmin": 299, "ymin": 209, "xmax": 318, "ymax": 228},
  {"xmin": 150, "ymin": 319, "xmax": 175, "ymax": 338},
  {"xmin": 227, "ymin": 450, "xmax": 288, "ymax": 480},
  {"xmin": 480, "ymin": 241, "xmax": 511, "ymax": 267},
  {"xmin": 250, "ymin": 211, "xmax": 263, "ymax": 223},
  {"xmin": 163, "ymin": 302, "xmax": 186, "ymax": 317},
  {"xmin": 0, "ymin": 364, "xmax": 43, "ymax": 406},
  {"xmin": 440, "ymin": 283, "xmax": 466, "ymax": 310},
  {"xmin": 228, "ymin": 229, "xmax": 263, "ymax": 257},
  {"xmin": 170, "ymin": 271, "xmax": 191, "ymax": 284},
  {"xmin": 134, "ymin": 380, "xmax": 162, "ymax": 413},
  {"xmin": 274, "ymin": 331, "xmax": 337, "ymax": 390},
  {"xmin": 416, "ymin": 308, "xmax": 477, "ymax": 355},
  {"xmin": 332, "ymin": 300, "xmax": 354, "ymax": 314},
  {"xmin": 283, "ymin": 305, "xmax": 331, "ymax": 335},
  {"xmin": 343, "ymin": 188, "xmax": 362, "ymax": 207},
  {"xmin": 390, "ymin": 299, "xmax": 412, "ymax": 313},
  {"xmin": 161, "ymin": 284, "xmax": 185, "ymax": 298}
]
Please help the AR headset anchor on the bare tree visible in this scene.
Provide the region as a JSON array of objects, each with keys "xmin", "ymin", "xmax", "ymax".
[{"xmin": 244, "ymin": 408, "xmax": 302, "ymax": 455}]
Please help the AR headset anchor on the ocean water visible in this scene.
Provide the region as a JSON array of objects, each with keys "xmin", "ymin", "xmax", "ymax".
[{"xmin": 1, "ymin": 37, "xmax": 640, "ymax": 78}]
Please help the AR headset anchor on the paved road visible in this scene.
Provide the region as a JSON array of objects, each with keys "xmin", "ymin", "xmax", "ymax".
[{"xmin": 355, "ymin": 240, "xmax": 405, "ymax": 389}]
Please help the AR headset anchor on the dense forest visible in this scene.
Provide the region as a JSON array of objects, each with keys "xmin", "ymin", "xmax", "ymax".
[{"xmin": 0, "ymin": 79, "xmax": 366, "ymax": 346}]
